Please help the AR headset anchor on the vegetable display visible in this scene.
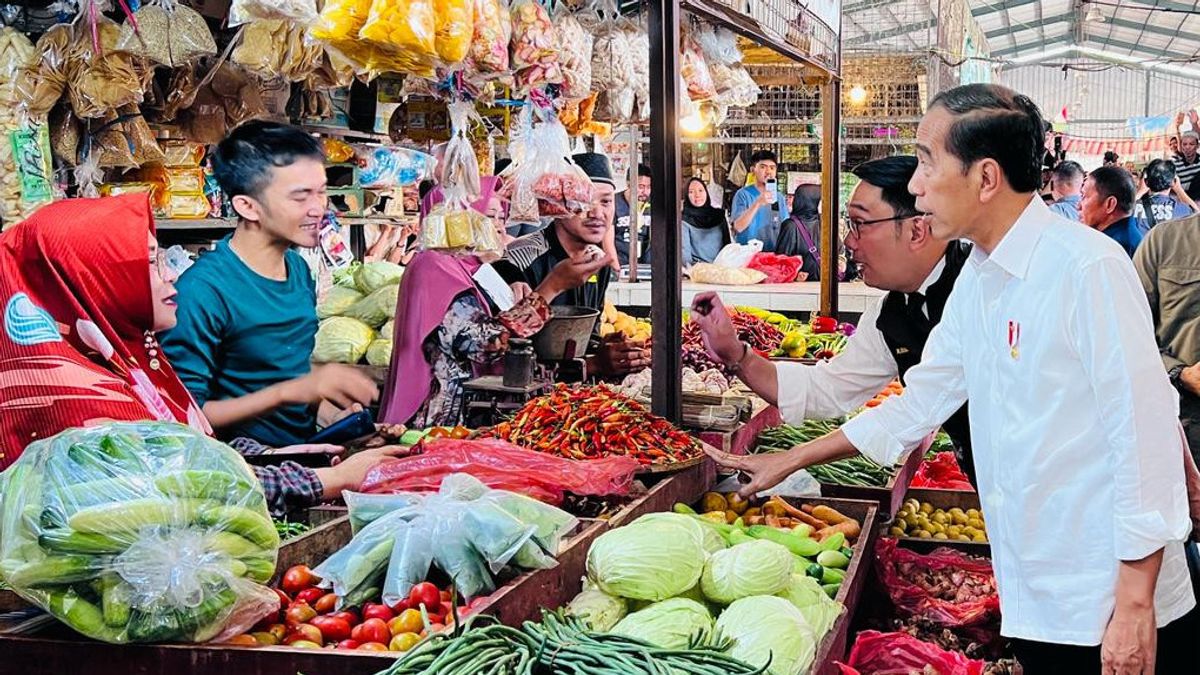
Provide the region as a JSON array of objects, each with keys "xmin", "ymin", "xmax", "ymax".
[
  {"xmin": 609, "ymin": 597, "xmax": 712, "ymax": 650},
  {"xmin": 380, "ymin": 610, "xmax": 770, "ymax": 675},
  {"xmin": 314, "ymin": 261, "xmax": 403, "ymax": 365},
  {"xmin": 733, "ymin": 307, "xmax": 853, "ymax": 360},
  {"xmin": 890, "ymin": 498, "xmax": 988, "ymax": 543},
  {"xmin": 717, "ymin": 596, "xmax": 818, "ymax": 675},
  {"xmin": 874, "ymin": 539, "xmax": 1000, "ymax": 627},
  {"xmin": 754, "ymin": 422, "xmax": 896, "ymax": 488},
  {"xmin": 490, "ymin": 384, "xmax": 702, "ymax": 466},
  {"xmin": 682, "ymin": 309, "xmax": 783, "ymax": 373},
  {"xmin": 0, "ymin": 422, "xmax": 280, "ymax": 643}
]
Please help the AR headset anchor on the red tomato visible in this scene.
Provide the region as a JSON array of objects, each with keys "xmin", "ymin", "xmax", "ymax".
[
  {"xmin": 288, "ymin": 640, "xmax": 321, "ymax": 649},
  {"xmin": 284, "ymin": 602, "xmax": 317, "ymax": 627},
  {"xmin": 362, "ymin": 603, "xmax": 394, "ymax": 623},
  {"xmin": 224, "ymin": 634, "xmax": 259, "ymax": 647},
  {"xmin": 439, "ymin": 590, "xmax": 452, "ymax": 602},
  {"xmin": 351, "ymin": 618, "xmax": 391, "ymax": 645},
  {"xmin": 389, "ymin": 609, "xmax": 424, "ymax": 635},
  {"xmin": 267, "ymin": 623, "xmax": 289, "ymax": 642},
  {"xmin": 439, "ymin": 601, "xmax": 454, "ymax": 617},
  {"xmin": 272, "ymin": 588, "xmax": 292, "ymax": 609},
  {"xmin": 388, "ymin": 598, "xmax": 411, "ymax": 614},
  {"xmin": 280, "ymin": 566, "xmax": 320, "ymax": 596},
  {"xmin": 284, "ymin": 623, "xmax": 323, "ymax": 646},
  {"xmin": 335, "ymin": 639, "xmax": 361, "ymax": 650},
  {"xmin": 408, "ymin": 582, "xmax": 441, "ymax": 610},
  {"xmin": 330, "ymin": 610, "xmax": 359, "ymax": 626},
  {"xmin": 309, "ymin": 616, "xmax": 353, "ymax": 643},
  {"xmin": 357, "ymin": 642, "xmax": 389, "ymax": 652},
  {"xmin": 295, "ymin": 588, "xmax": 325, "ymax": 606},
  {"xmin": 314, "ymin": 593, "xmax": 339, "ymax": 614}
]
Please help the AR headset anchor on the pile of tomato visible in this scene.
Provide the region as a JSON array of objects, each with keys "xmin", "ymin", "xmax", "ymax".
[{"xmin": 226, "ymin": 565, "xmax": 489, "ymax": 652}]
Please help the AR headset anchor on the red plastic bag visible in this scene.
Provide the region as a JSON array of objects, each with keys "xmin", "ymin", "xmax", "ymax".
[
  {"xmin": 874, "ymin": 539, "xmax": 1000, "ymax": 627},
  {"xmin": 839, "ymin": 631, "xmax": 986, "ymax": 675},
  {"xmin": 747, "ymin": 252, "xmax": 803, "ymax": 283},
  {"xmin": 361, "ymin": 437, "xmax": 640, "ymax": 505},
  {"xmin": 910, "ymin": 452, "xmax": 974, "ymax": 491}
]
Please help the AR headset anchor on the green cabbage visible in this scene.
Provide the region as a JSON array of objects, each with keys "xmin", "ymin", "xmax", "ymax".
[
  {"xmin": 354, "ymin": 261, "xmax": 404, "ymax": 293},
  {"xmin": 317, "ymin": 286, "xmax": 365, "ymax": 319},
  {"xmin": 610, "ymin": 598, "xmax": 712, "ymax": 649},
  {"xmin": 334, "ymin": 262, "xmax": 362, "ymax": 289},
  {"xmin": 777, "ymin": 573, "xmax": 843, "ymax": 639},
  {"xmin": 586, "ymin": 519, "xmax": 706, "ymax": 601},
  {"xmin": 632, "ymin": 512, "xmax": 725, "ymax": 555},
  {"xmin": 313, "ymin": 317, "xmax": 376, "ymax": 364},
  {"xmin": 716, "ymin": 596, "xmax": 816, "ymax": 675},
  {"xmin": 565, "ymin": 589, "xmax": 627, "ymax": 631},
  {"xmin": 366, "ymin": 339, "xmax": 393, "ymax": 367},
  {"xmin": 379, "ymin": 319, "xmax": 395, "ymax": 338},
  {"xmin": 343, "ymin": 284, "xmax": 401, "ymax": 328},
  {"xmin": 701, "ymin": 539, "xmax": 793, "ymax": 605}
]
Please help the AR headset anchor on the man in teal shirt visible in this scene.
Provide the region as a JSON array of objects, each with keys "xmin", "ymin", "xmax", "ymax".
[
  {"xmin": 162, "ymin": 121, "xmax": 377, "ymax": 446},
  {"xmin": 730, "ymin": 149, "xmax": 783, "ymax": 251}
]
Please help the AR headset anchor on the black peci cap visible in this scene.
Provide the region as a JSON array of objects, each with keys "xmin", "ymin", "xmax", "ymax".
[{"xmin": 571, "ymin": 152, "xmax": 616, "ymax": 187}]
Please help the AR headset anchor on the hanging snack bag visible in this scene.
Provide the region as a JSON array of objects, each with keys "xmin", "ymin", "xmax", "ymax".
[
  {"xmin": 18, "ymin": 23, "xmax": 72, "ymax": 120},
  {"xmin": 556, "ymin": 10, "xmax": 593, "ymax": 100},
  {"xmin": 433, "ymin": 0, "xmax": 473, "ymax": 66},
  {"xmin": 67, "ymin": 16, "xmax": 143, "ymax": 119},
  {"xmin": 116, "ymin": 0, "xmax": 218, "ymax": 68},
  {"xmin": 587, "ymin": 11, "xmax": 634, "ymax": 122},
  {"xmin": 228, "ymin": 0, "xmax": 318, "ymax": 27},
  {"xmin": 358, "ymin": 0, "xmax": 437, "ymax": 77},
  {"xmin": 502, "ymin": 113, "xmax": 593, "ymax": 219},
  {"xmin": 625, "ymin": 23, "xmax": 650, "ymax": 121},
  {"xmin": 681, "ymin": 36, "xmax": 716, "ymax": 101},
  {"xmin": 420, "ymin": 102, "xmax": 500, "ymax": 254},
  {"xmin": 510, "ymin": 0, "xmax": 562, "ymax": 93},
  {"xmin": 465, "ymin": 0, "xmax": 510, "ymax": 79}
]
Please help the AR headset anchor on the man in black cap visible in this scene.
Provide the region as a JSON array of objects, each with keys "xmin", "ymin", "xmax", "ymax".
[{"xmin": 498, "ymin": 152, "xmax": 650, "ymax": 376}]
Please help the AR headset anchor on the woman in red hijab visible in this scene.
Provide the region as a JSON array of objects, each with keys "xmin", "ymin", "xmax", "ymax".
[{"xmin": 0, "ymin": 195, "xmax": 400, "ymax": 513}]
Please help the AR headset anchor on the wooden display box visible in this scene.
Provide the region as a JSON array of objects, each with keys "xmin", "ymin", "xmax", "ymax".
[
  {"xmin": 607, "ymin": 458, "xmax": 717, "ymax": 528},
  {"xmin": 817, "ymin": 446, "xmax": 924, "ymax": 520},
  {"xmin": 698, "ymin": 404, "xmax": 782, "ymax": 455},
  {"xmin": 890, "ymin": 488, "xmax": 991, "ymax": 556}
]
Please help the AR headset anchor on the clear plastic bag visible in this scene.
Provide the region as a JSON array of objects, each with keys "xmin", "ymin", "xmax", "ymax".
[
  {"xmin": 510, "ymin": 0, "xmax": 562, "ymax": 93},
  {"xmin": 116, "ymin": 0, "xmax": 218, "ymax": 68},
  {"xmin": 17, "ymin": 23, "xmax": 70, "ymax": 120},
  {"xmin": 343, "ymin": 491, "xmax": 423, "ymax": 533},
  {"xmin": 358, "ymin": 0, "xmax": 437, "ymax": 77},
  {"xmin": 229, "ymin": 0, "xmax": 317, "ymax": 27},
  {"xmin": 67, "ymin": 17, "xmax": 142, "ymax": 119},
  {"xmin": 681, "ymin": 36, "xmax": 716, "ymax": 101},
  {"xmin": 465, "ymin": 0, "xmax": 511, "ymax": 79},
  {"xmin": 694, "ymin": 25, "xmax": 741, "ymax": 66},
  {"xmin": 499, "ymin": 114, "xmax": 593, "ymax": 220},
  {"xmin": 625, "ymin": 23, "xmax": 650, "ymax": 121},
  {"xmin": 433, "ymin": 0, "xmax": 473, "ymax": 66},
  {"xmin": 0, "ymin": 422, "xmax": 281, "ymax": 644},
  {"xmin": 713, "ymin": 241, "xmax": 764, "ymax": 268},
  {"xmin": 356, "ymin": 145, "xmax": 436, "ymax": 189},
  {"xmin": 419, "ymin": 101, "xmax": 502, "ymax": 254},
  {"xmin": 556, "ymin": 11, "xmax": 593, "ymax": 100},
  {"xmin": 587, "ymin": 14, "xmax": 634, "ymax": 123}
]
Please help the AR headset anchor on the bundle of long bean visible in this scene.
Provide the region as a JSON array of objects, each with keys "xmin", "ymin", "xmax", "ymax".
[
  {"xmin": 379, "ymin": 611, "xmax": 769, "ymax": 675},
  {"xmin": 753, "ymin": 421, "xmax": 896, "ymax": 487}
]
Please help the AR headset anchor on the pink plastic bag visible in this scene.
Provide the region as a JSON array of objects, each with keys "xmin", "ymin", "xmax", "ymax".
[
  {"xmin": 910, "ymin": 452, "xmax": 974, "ymax": 491},
  {"xmin": 874, "ymin": 539, "xmax": 1001, "ymax": 627},
  {"xmin": 839, "ymin": 631, "xmax": 986, "ymax": 675},
  {"xmin": 361, "ymin": 437, "xmax": 640, "ymax": 505},
  {"xmin": 748, "ymin": 252, "xmax": 803, "ymax": 283}
]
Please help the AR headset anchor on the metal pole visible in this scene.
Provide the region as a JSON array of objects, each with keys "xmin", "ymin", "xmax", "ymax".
[
  {"xmin": 819, "ymin": 78, "xmax": 841, "ymax": 318},
  {"xmin": 648, "ymin": 0, "xmax": 682, "ymax": 423},
  {"xmin": 628, "ymin": 127, "xmax": 641, "ymax": 283}
]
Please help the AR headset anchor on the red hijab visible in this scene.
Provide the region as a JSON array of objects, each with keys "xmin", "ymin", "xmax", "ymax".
[{"xmin": 0, "ymin": 194, "xmax": 207, "ymax": 468}]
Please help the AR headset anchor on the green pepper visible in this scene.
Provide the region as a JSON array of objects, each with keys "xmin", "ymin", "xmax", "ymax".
[
  {"xmin": 39, "ymin": 529, "xmax": 133, "ymax": 556},
  {"xmin": 48, "ymin": 587, "xmax": 124, "ymax": 642},
  {"xmin": 7, "ymin": 555, "xmax": 104, "ymax": 588},
  {"xmin": 746, "ymin": 525, "xmax": 822, "ymax": 557},
  {"xmin": 821, "ymin": 582, "xmax": 841, "ymax": 599},
  {"xmin": 196, "ymin": 505, "xmax": 279, "ymax": 549},
  {"xmin": 816, "ymin": 550, "xmax": 849, "ymax": 570}
]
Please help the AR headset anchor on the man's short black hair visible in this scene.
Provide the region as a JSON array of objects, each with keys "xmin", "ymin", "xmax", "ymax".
[
  {"xmin": 1052, "ymin": 160, "xmax": 1084, "ymax": 185},
  {"xmin": 1143, "ymin": 158, "xmax": 1177, "ymax": 193},
  {"xmin": 636, "ymin": 163, "xmax": 651, "ymax": 178},
  {"xmin": 929, "ymin": 84, "xmax": 1045, "ymax": 193},
  {"xmin": 1103, "ymin": 150, "xmax": 1119, "ymax": 164},
  {"xmin": 212, "ymin": 121, "xmax": 324, "ymax": 200},
  {"xmin": 1088, "ymin": 166, "xmax": 1136, "ymax": 214},
  {"xmin": 749, "ymin": 149, "xmax": 777, "ymax": 166},
  {"xmin": 850, "ymin": 156, "xmax": 919, "ymax": 219}
]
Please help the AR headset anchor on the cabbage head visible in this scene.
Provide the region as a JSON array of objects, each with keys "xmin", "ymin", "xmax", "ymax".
[
  {"xmin": 630, "ymin": 512, "xmax": 725, "ymax": 555},
  {"xmin": 354, "ymin": 261, "xmax": 404, "ymax": 293},
  {"xmin": 565, "ymin": 589, "xmax": 627, "ymax": 632},
  {"xmin": 333, "ymin": 261, "xmax": 361, "ymax": 289},
  {"xmin": 379, "ymin": 319, "xmax": 395, "ymax": 339},
  {"xmin": 317, "ymin": 286, "xmax": 364, "ymax": 319},
  {"xmin": 344, "ymin": 284, "xmax": 401, "ymax": 328},
  {"xmin": 366, "ymin": 339, "xmax": 393, "ymax": 367},
  {"xmin": 586, "ymin": 519, "xmax": 706, "ymax": 601},
  {"xmin": 313, "ymin": 317, "xmax": 376, "ymax": 364},
  {"xmin": 716, "ymin": 596, "xmax": 816, "ymax": 675},
  {"xmin": 777, "ymin": 573, "xmax": 843, "ymax": 639},
  {"xmin": 610, "ymin": 598, "xmax": 712, "ymax": 649},
  {"xmin": 701, "ymin": 539, "xmax": 793, "ymax": 605}
]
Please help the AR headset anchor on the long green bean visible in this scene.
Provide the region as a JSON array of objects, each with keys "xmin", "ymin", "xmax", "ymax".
[{"xmin": 752, "ymin": 422, "xmax": 897, "ymax": 486}]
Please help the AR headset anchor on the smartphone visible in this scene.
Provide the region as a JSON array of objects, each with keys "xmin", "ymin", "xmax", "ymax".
[
  {"xmin": 307, "ymin": 409, "xmax": 376, "ymax": 446},
  {"xmin": 765, "ymin": 178, "xmax": 778, "ymax": 206}
]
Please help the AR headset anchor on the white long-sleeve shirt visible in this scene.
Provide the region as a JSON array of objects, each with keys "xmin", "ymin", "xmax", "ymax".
[
  {"xmin": 842, "ymin": 196, "xmax": 1195, "ymax": 645},
  {"xmin": 776, "ymin": 259, "xmax": 946, "ymax": 422}
]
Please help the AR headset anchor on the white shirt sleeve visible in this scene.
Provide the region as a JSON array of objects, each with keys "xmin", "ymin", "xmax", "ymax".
[
  {"xmin": 840, "ymin": 282, "xmax": 970, "ymax": 466},
  {"xmin": 775, "ymin": 297, "xmax": 898, "ymax": 422},
  {"xmin": 1068, "ymin": 255, "xmax": 1192, "ymax": 561}
]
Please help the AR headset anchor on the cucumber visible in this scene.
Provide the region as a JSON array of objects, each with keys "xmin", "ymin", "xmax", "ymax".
[
  {"xmin": 48, "ymin": 588, "xmax": 123, "ymax": 642},
  {"xmin": 818, "ymin": 532, "xmax": 846, "ymax": 552},
  {"xmin": 98, "ymin": 433, "xmax": 145, "ymax": 467},
  {"xmin": 820, "ymin": 567, "xmax": 846, "ymax": 585},
  {"xmin": 67, "ymin": 498, "xmax": 207, "ymax": 535},
  {"xmin": 196, "ymin": 505, "xmax": 278, "ymax": 549},
  {"xmin": 805, "ymin": 563, "xmax": 825, "ymax": 580},
  {"xmin": 128, "ymin": 608, "xmax": 183, "ymax": 642},
  {"xmin": 204, "ymin": 532, "xmax": 263, "ymax": 559},
  {"xmin": 821, "ymin": 583, "xmax": 841, "ymax": 599},
  {"xmin": 241, "ymin": 556, "xmax": 276, "ymax": 583},
  {"xmin": 39, "ymin": 529, "xmax": 133, "ymax": 555},
  {"xmin": 816, "ymin": 550, "xmax": 849, "ymax": 570},
  {"xmin": 155, "ymin": 471, "xmax": 260, "ymax": 505},
  {"xmin": 7, "ymin": 555, "xmax": 104, "ymax": 588},
  {"xmin": 747, "ymin": 524, "xmax": 822, "ymax": 557},
  {"xmin": 99, "ymin": 574, "xmax": 132, "ymax": 628},
  {"xmin": 54, "ymin": 477, "xmax": 152, "ymax": 513}
]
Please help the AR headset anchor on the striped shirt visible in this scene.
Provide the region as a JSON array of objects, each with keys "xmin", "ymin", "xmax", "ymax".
[{"xmin": 1173, "ymin": 152, "xmax": 1200, "ymax": 192}]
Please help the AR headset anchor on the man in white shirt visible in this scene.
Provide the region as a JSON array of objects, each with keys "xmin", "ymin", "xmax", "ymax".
[
  {"xmin": 708, "ymin": 84, "xmax": 1197, "ymax": 673},
  {"xmin": 691, "ymin": 155, "xmax": 976, "ymax": 483}
]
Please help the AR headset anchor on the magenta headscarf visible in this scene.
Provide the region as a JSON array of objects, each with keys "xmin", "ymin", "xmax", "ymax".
[
  {"xmin": 419, "ymin": 177, "xmax": 504, "ymax": 220},
  {"xmin": 379, "ymin": 250, "xmax": 489, "ymax": 424}
]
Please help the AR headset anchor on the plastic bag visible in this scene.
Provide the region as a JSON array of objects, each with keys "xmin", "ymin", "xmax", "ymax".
[
  {"xmin": 557, "ymin": 11, "xmax": 593, "ymax": 100},
  {"xmin": 17, "ymin": 23, "xmax": 71, "ymax": 119},
  {"xmin": 499, "ymin": 114, "xmax": 593, "ymax": 220},
  {"xmin": 465, "ymin": 0, "xmax": 510, "ymax": 78},
  {"xmin": 66, "ymin": 17, "xmax": 143, "ymax": 119},
  {"xmin": 748, "ymin": 252, "xmax": 803, "ymax": 284},
  {"xmin": 357, "ymin": 145, "xmax": 436, "ymax": 189},
  {"xmin": 910, "ymin": 452, "xmax": 974, "ymax": 491},
  {"xmin": 625, "ymin": 23, "xmax": 650, "ymax": 120},
  {"xmin": 510, "ymin": 0, "xmax": 562, "ymax": 93},
  {"xmin": 343, "ymin": 491, "xmax": 423, "ymax": 532},
  {"xmin": 229, "ymin": 0, "xmax": 317, "ymax": 27},
  {"xmin": 681, "ymin": 36, "xmax": 716, "ymax": 101},
  {"xmin": 588, "ymin": 15, "xmax": 634, "ymax": 122},
  {"xmin": 117, "ymin": 0, "xmax": 218, "ymax": 68},
  {"xmin": 419, "ymin": 101, "xmax": 502, "ymax": 254},
  {"xmin": 358, "ymin": 0, "xmax": 437, "ymax": 77},
  {"xmin": 840, "ymin": 630, "xmax": 986, "ymax": 675},
  {"xmin": 688, "ymin": 263, "xmax": 767, "ymax": 285},
  {"xmin": 361, "ymin": 437, "xmax": 640, "ymax": 504},
  {"xmin": 874, "ymin": 539, "xmax": 1000, "ymax": 627},
  {"xmin": 0, "ymin": 422, "xmax": 281, "ymax": 644},
  {"xmin": 695, "ymin": 26, "xmax": 741, "ymax": 66},
  {"xmin": 713, "ymin": 241, "xmax": 764, "ymax": 269},
  {"xmin": 434, "ymin": 0, "xmax": 473, "ymax": 65}
]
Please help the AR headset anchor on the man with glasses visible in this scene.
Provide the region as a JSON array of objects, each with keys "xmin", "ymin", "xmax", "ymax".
[{"xmin": 690, "ymin": 155, "xmax": 976, "ymax": 482}]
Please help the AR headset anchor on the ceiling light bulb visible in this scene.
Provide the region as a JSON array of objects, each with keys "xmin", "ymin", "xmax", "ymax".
[
  {"xmin": 848, "ymin": 85, "xmax": 868, "ymax": 105},
  {"xmin": 680, "ymin": 111, "xmax": 707, "ymax": 134}
]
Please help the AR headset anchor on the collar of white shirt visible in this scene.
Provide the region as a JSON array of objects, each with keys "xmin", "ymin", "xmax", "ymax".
[
  {"xmin": 915, "ymin": 257, "xmax": 947, "ymax": 297},
  {"xmin": 967, "ymin": 196, "xmax": 1053, "ymax": 280}
]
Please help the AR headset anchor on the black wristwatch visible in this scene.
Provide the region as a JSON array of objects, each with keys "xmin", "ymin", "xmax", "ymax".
[
  {"xmin": 726, "ymin": 341, "xmax": 753, "ymax": 374},
  {"xmin": 1169, "ymin": 364, "xmax": 1188, "ymax": 393}
]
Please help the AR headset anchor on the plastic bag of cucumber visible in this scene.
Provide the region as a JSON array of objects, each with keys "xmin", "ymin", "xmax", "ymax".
[{"xmin": 0, "ymin": 422, "xmax": 281, "ymax": 644}]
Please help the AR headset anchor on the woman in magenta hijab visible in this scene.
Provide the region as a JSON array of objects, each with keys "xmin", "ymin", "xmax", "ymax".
[{"xmin": 379, "ymin": 177, "xmax": 545, "ymax": 427}]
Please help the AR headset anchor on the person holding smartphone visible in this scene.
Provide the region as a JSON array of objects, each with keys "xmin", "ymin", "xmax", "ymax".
[{"xmin": 730, "ymin": 150, "xmax": 784, "ymax": 252}]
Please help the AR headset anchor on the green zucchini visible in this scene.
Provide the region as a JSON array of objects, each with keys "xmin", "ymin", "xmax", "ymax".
[
  {"xmin": 7, "ymin": 555, "xmax": 104, "ymax": 588},
  {"xmin": 39, "ymin": 529, "xmax": 133, "ymax": 556},
  {"xmin": 67, "ymin": 498, "xmax": 207, "ymax": 535},
  {"xmin": 196, "ymin": 505, "xmax": 278, "ymax": 549}
]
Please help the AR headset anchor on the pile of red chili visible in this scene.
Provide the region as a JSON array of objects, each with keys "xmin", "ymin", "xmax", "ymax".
[
  {"xmin": 489, "ymin": 384, "xmax": 702, "ymax": 466},
  {"xmin": 681, "ymin": 310, "xmax": 784, "ymax": 373}
]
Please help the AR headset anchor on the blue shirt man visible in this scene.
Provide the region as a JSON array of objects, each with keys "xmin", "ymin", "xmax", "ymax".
[
  {"xmin": 730, "ymin": 150, "xmax": 783, "ymax": 252},
  {"xmin": 1079, "ymin": 165, "xmax": 1146, "ymax": 258}
]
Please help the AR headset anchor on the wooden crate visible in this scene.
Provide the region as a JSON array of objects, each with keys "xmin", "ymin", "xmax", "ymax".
[
  {"xmin": 698, "ymin": 404, "xmax": 782, "ymax": 455},
  {"xmin": 817, "ymin": 446, "xmax": 924, "ymax": 520},
  {"xmin": 890, "ymin": 488, "xmax": 991, "ymax": 556},
  {"xmin": 607, "ymin": 458, "xmax": 717, "ymax": 528}
]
